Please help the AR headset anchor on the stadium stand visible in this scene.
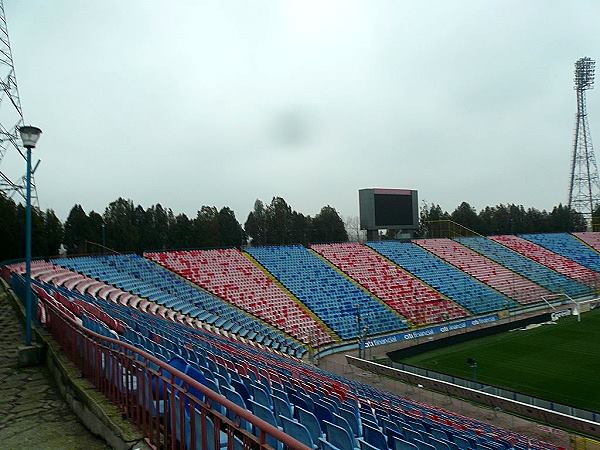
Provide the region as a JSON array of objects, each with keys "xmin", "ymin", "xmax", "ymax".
[
  {"xmin": 246, "ymin": 245, "xmax": 408, "ymax": 340},
  {"xmin": 573, "ymin": 231, "xmax": 600, "ymax": 253},
  {"xmin": 51, "ymin": 254, "xmax": 306, "ymax": 357},
  {"xmin": 415, "ymin": 238, "xmax": 551, "ymax": 304},
  {"xmin": 9, "ymin": 267, "xmax": 559, "ymax": 450},
  {"xmin": 520, "ymin": 233, "xmax": 600, "ymax": 273},
  {"xmin": 311, "ymin": 243, "xmax": 468, "ymax": 326},
  {"xmin": 368, "ymin": 241, "xmax": 518, "ymax": 313},
  {"xmin": 456, "ymin": 237, "xmax": 592, "ymax": 298},
  {"xmin": 490, "ymin": 235, "xmax": 599, "ymax": 286},
  {"xmin": 145, "ymin": 249, "xmax": 335, "ymax": 346}
]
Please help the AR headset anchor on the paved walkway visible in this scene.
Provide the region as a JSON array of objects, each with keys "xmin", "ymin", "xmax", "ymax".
[{"xmin": 0, "ymin": 293, "xmax": 110, "ymax": 450}]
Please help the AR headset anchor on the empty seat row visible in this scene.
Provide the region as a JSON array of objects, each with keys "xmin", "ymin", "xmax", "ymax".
[
  {"xmin": 490, "ymin": 235, "xmax": 598, "ymax": 287},
  {"xmin": 50, "ymin": 255, "xmax": 305, "ymax": 357},
  {"xmin": 145, "ymin": 249, "xmax": 335, "ymax": 346},
  {"xmin": 415, "ymin": 239, "xmax": 550, "ymax": 305},
  {"xmin": 520, "ymin": 233, "xmax": 600, "ymax": 274},
  {"xmin": 368, "ymin": 242, "xmax": 519, "ymax": 314},
  {"xmin": 246, "ymin": 245, "xmax": 408, "ymax": 340},
  {"xmin": 311, "ymin": 243, "xmax": 468, "ymax": 326},
  {"xmin": 456, "ymin": 237, "xmax": 592, "ymax": 298}
]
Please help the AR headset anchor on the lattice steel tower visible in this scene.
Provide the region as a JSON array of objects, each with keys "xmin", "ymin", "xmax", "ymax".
[
  {"xmin": 568, "ymin": 57, "xmax": 599, "ymax": 221},
  {"xmin": 0, "ymin": 0, "xmax": 39, "ymax": 206}
]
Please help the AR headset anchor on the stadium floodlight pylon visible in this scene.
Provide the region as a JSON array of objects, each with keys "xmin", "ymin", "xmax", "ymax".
[
  {"xmin": 568, "ymin": 57, "xmax": 599, "ymax": 226},
  {"xmin": 0, "ymin": 0, "xmax": 39, "ymax": 207}
]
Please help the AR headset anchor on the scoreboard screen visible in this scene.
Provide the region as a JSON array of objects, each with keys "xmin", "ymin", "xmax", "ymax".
[{"xmin": 359, "ymin": 188, "xmax": 418, "ymax": 230}]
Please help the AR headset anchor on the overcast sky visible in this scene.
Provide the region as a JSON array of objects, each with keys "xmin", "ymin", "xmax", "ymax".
[{"xmin": 2, "ymin": 0, "xmax": 600, "ymax": 222}]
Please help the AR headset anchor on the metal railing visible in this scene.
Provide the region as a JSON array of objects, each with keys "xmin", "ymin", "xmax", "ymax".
[{"xmin": 37, "ymin": 293, "xmax": 310, "ymax": 450}]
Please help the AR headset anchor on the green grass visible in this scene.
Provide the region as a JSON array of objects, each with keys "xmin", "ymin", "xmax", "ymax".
[{"xmin": 396, "ymin": 309, "xmax": 600, "ymax": 412}]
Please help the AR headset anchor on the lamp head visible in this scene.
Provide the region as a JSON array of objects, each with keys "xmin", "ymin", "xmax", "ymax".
[{"xmin": 19, "ymin": 125, "xmax": 42, "ymax": 149}]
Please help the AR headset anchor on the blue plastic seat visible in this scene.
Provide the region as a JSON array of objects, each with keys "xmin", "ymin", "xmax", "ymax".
[
  {"xmin": 272, "ymin": 395, "xmax": 293, "ymax": 427},
  {"xmin": 414, "ymin": 438, "xmax": 436, "ymax": 450},
  {"xmin": 324, "ymin": 420, "xmax": 359, "ymax": 450},
  {"xmin": 363, "ymin": 423, "xmax": 388, "ymax": 450},
  {"xmin": 280, "ymin": 415, "xmax": 315, "ymax": 449},
  {"xmin": 295, "ymin": 406, "xmax": 323, "ymax": 445},
  {"xmin": 392, "ymin": 437, "xmax": 419, "ymax": 450},
  {"xmin": 338, "ymin": 406, "xmax": 360, "ymax": 437},
  {"xmin": 318, "ymin": 437, "xmax": 343, "ymax": 450},
  {"xmin": 247, "ymin": 399, "xmax": 282, "ymax": 450},
  {"xmin": 358, "ymin": 438, "xmax": 381, "ymax": 450}
]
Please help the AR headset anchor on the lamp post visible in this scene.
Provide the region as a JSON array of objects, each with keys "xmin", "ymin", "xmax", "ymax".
[{"xmin": 19, "ymin": 125, "xmax": 42, "ymax": 346}]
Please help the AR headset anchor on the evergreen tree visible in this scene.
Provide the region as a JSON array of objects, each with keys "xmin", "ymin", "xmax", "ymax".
[
  {"xmin": 64, "ymin": 204, "xmax": 90, "ymax": 254},
  {"xmin": 218, "ymin": 207, "xmax": 246, "ymax": 247},
  {"xmin": 312, "ymin": 205, "xmax": 348, "ymax": 243}
]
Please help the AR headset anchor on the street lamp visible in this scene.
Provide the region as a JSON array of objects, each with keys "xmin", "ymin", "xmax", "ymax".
[{"xmin": 19, "ymin": 125, "xmax": 42, "ymax": 346}]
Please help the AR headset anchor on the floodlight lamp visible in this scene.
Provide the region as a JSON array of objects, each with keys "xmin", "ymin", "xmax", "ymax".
[
  {"xmin": 574, "ymin": 57, "xmax": 595, "ymax": 90},
  {"xmin": 19, "ymin": 125, "xmax": 42, "ymax": 149}
]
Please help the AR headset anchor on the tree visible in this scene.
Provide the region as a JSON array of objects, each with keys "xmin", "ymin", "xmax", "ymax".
[
  {"xmin": 64, "ymin": 204, "xmax": 90, "ymax": 254},
  {"xmin": 245, "ymin": 199, "xmax": 267, "ymax": 245},
  {"xmin": 451, "ymin": 202, "xmax": 481, "ymax": 233},
  {"xmin": 290, "ymin": 211, "xmax": 312, "ymax": 245},
  {"xmin": 218, "ymin": 207, "xmax": 246, "ymax": 247},
  {"xmin": 43, "ymin": 209, "xmax": 64, "ymax": 257},
  {"xmin": 193, "ymin": 206, "xmax": 220, "ymax": 248},
  {"xmin": 312, "ymin": 205, "xmax": 348, "ymax": 243},
  {"xmin": 265, "ymin": 197, "xmax": 293, "ymax": 245},
  {"xmin": 0, "ymin": 194, "xmax": 19, "ymax": 261},
  {"xmin": 103, "ymin": 198, "xmax": 138, "ymax": 252},
  {"xmin": 87, "ymin": 211, "xmax": 104, "ymax": 252},
  {"xmin": 548, "ymin": 204, "xmax": 586, "ymax": 232},
  {"xmin": 168, "ymin": 213, "xmax": 193, "ymax": 249}
]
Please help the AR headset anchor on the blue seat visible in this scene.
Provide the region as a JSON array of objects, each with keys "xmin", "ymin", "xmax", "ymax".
[
  {"xmin": 295, "ymin": 406, "xmax": 323, "ymax": 445},
  {"xmin": 358, "ymin": 438, "xmax": 381, "ymax": 450},
  {"xmin": 314, "ymin": 401, "xmax": 335, "ymax": 429},
  {"xmin": 247, "ymin": 399, "xmax": 282, "ymax": 450},
  {"xmin": 453, "ymin": 436, "xmax": 472, "ymax": 450},
  {"xmin": 392, "ymin": 437, "xmax": 419, "ymax": 450},
  {"xmin": 339, "ymin": 406, "xmax": 360, "ymax": 437},
  {"xmin": 429, "ymin": 437, "xmax": 451, "ymax": 450},
  {"xmin": 318, "ymin": 437, "xmax": 343, "ymax": 450},
  {"xmin": 404, "ymin": 428, "xmax": 423, "ymax": 443},
  {"xmin": 251, "ymin": 383, "xmax": 272, "ymax": 408},
  {"xmin": 363, "ymin": 423, "xmax": 388, "ymax": 450},
  {"xmin": 324, "ymin": 420, "xmax": 359, "ymax": 450},
  {"xmin": 281, "ymin": 416, "xmax": 315, "ymax": 449},
  {"xmin": 272, "ymin": 395, "xmax": 293, "ymax": 427},
  {"xmin": 231, "ymin": 379, "xmax": 251, "ymax": 404},
  {"xmin": 414, "ymin": 438, "xmax": 437, "ymax": 450},
  {"xmin": 221, "ymin": 386, "xmax": 251, "ymax": 432}
]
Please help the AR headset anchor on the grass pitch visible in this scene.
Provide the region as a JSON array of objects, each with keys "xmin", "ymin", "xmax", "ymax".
[{"xmin": 396, "ymin": 309, "xmax": 600, "ymax": 412}]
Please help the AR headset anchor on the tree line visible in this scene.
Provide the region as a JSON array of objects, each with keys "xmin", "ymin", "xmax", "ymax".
[
  {"xmin": 0, "ymin": 195, "xmax": 348, "ymax": 261},
  {"xmin": 0, "ymin": 192, "xmax": 592, "ymax": 263},
  {"xmin": 418, "ymin": 201, "xmax": 588, "ymax": 237}
]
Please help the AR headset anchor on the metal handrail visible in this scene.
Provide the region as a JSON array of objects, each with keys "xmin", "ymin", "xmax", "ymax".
[{"xmin": 39, "ymin": 294, "xmax": 311, "ymax": 450}]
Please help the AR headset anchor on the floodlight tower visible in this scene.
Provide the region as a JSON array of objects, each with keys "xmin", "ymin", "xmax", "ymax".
[
  {"xmin": 0, "ymin": 0, "xmax": 39, "ymax": 207},
  {"xmin": 568, "ymin": 57, "xmax": 599, "ymax": 224}
]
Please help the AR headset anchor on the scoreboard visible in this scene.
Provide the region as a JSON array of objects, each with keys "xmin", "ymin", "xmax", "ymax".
[{"xmin": 359, "ymin": 188, "xmax": 418, "ymax": 230}]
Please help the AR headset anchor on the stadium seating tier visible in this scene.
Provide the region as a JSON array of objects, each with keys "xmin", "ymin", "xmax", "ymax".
[
  {"xmin": 311, "ymin": 243, "xmax": 469, "ymax": 326},
  {"xmin": 490, "ymin": 235, "xmax": 599, "ymax": 286},
  {"xmin": 145, "ymin": 249, "xmax": 335, "ymax": 346},
  {"xmin": 246, "ymin": 245, "xmax": 409, "ymax": 340},
  {"xmin": 415, "ymin": 238, "xmax": 550, "ymax": 304},
  {"xmin": 368, "ymin": 241, "xmax": 519, "ymax": 314},
  {"xmin": 455, "ymin": 237, "xmax": 591, "ymax": 298},
  {"xmin": 520, "ymin": 233, "xmax": 600, "ymax": 273}
]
